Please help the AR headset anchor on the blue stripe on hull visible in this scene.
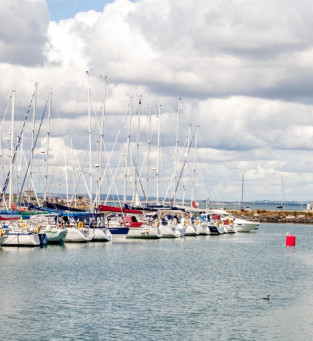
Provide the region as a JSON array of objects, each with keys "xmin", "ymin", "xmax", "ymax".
[
  {"xmin": 208, "ymin": 226, "xmax": 221, "ymax": 234},
  {"xmin": 108, "ymin": 227, "xmax": 129, "ymax": 236}
]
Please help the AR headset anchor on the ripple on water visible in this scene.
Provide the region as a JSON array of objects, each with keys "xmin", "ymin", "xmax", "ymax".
[{"xmin": 1, "ymin": 224, "xmax": 313, "ymax": 340}]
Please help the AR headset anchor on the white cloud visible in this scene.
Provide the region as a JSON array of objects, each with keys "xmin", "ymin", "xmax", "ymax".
[
  {"xmin": 2, "ymin": 0, "xmax": 313, "ymax": 202},
  {"xmin": 0, "ymin": 0, "xmax": 49, "ymax": 66}
]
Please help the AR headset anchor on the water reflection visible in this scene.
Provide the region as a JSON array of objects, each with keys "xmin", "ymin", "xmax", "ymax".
[{"xmin": 1, "ymin": 224, "xmax": 313, "ymax": 340}]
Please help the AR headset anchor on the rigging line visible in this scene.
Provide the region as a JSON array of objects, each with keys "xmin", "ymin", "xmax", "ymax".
[
  {"xmin": 21, "ymin": 147, "xmax": 40, "ymax": 206},
  {"xmin": 131, "ymin": 155, "xmax": 146, "ymax": 202},
  {"xmin": 170, "ymin": 126, "xmax": 197, "ymax": 207},
  {"xmin": 93, "ymin": 110, "xmax": 128, "ymax": 204},
  {"xmin": 68, "ymin": 137, "xmax": 89, "ymax": 205},
  {"xmin": 162, "ymin": 132, "xmax": 189, "ymax": 205},
  {"xmin": 0, "ymin": 91, "xmax": 13, "ymax": 131},
  {"xmin": 18, "ymin": 95, "xmax": 49, "ymax": 202},
  {"xmin": 104, "ymin": 142, "xmax": 126, "ymax": 208},
  {"xmin": 71, "ymin": 145, "xmax": 90, "ymax": 200},
  {"xmin": 0, "ymin": 90, "xmax": 35, "ymax": 203}
]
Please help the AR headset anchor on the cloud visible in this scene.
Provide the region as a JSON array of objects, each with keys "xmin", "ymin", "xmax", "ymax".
[
  {"xmin": 2, "ymin": 0, "xmax": 313, "ymax": 201},
  {"xmin": 0, "ymin": 0, "xmax": 49, "ymax": 66}
]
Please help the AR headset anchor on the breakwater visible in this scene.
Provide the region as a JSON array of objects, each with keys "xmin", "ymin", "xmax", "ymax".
[{"xmin": 229, "ymin": 209, "xmax": 313, "ymax": 224}]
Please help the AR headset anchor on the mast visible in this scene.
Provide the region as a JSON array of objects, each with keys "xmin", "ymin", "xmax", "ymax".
[
  {"xmin": 133, "ymin": 96, "xmax": 141, "ymax": 205},
  {"xmin": 87, "ymin": 71, "xmax": 93, "ymax": 211},
  {"xmin": 9, "ymin": 90, "xmax": 15, "ymax": 209},
  {"xmin": 156, "ymin": 105, "xmax": 161, "ymax": 205},
  {"xmin": 146, "ymin": 104, "xmax": 152, "ymax": 206},
  {"xmin": 97, "ymin": 75, "xmax": 107, "ymax": 208},
  {"xmin": 124, "ymin": 97, "xmax": 133, "ymax": 204},
  {"xmin": 191, "ymin": 125, "xmax": 199, "ymax": 207},
  {"xmin": 173, "ymin": 97, "xmax": 181, "ymax": 206},
  {"xmin": 28, "ymin": 82, "xmax": 38, "ymax": 203},
  {"xmin": 43, "ymin": 92, "xmax": 52, "ymax": 203},
  {"xmin": 182, "ymin": 123, "xmax": 191, "ymax": 206},
  {"xmin": 64, "ymin": 140, "xmax": 69, "ymax": 206}
]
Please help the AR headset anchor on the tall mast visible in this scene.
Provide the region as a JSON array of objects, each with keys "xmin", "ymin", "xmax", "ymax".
[
  {"xmin": 98, "ymin": 75, "xmax": 107, "ymax": 208},
  {"xmin": 124, "ymin": 97, "xmax": 133, "ymax": 204},
  {"xmin": 64, "ymin": 140, "xmax": 69, "ymax": 206},
  {"xmin": 28, "ymin": 82, "xmax": 38, "ymax": 203},
  {"xmin": 156, "ymin": 105, "xmax": 161, "ymax": 205},
  {"xmin": 87, "ymin": 71, "xmax": 93, "ymax": 211},
  {"xmin": 182, "ymin": 123, "xmax": 191, "ymax": 206},
  {"xmin": 9, "ymin": 90, "xmax": 15, "ymax": 209},
  {"xmin": 173, "ymin": 97, "xmax": 181, "ymax": 206},
  {"xmin": 43, "ymin": 92, "xmax": 52, "ymax": 203},
  {"xmin": 191, "ymin": 125, "xmax": 199, "ymax": 206},
  {"xmin": 133, "ymin": 96, "xmax": 141, "ymax": 204},
  {"xmin": 146, "ymin": 104, "xmax": 152, "ymax": 206}
]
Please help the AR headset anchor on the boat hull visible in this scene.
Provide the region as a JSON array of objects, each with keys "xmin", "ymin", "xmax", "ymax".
[
  {"xmin": 185, "ymin": 224, "xmax": 200, "ymax": 236},
  {"xmin": 160, "ymin": 225, "xmax": 181, "ymax": 238},
  {"xmin": 208, "ymin": 224, "xmax": 224, "ymax": 235},
  {"xmin": 127, "ymin": 226, "xmax": 162, "ymax": 239},
  {"xmin": 92, "ymin": 228, "xmax": 112, "ymax": 242},
  {"xmin": 0, "ymin": 235, "xmax": 7, "ymax": 246},
  {"xmin": 2, "ymin": 232, "xmax": 40, "ymax": 246},
  {"xmin": 234, "ymin": 219, "xmax": 259, "ymax": 232},
  {"xmin": 45, "ymin": 229, "xmax": 67, "ymax": 243},
  {"xmin": 198, "ymin": 223, "xmax": 211, "ymax": 235},
  {"xmin": 108, "ymin": 227, "xmax": 130, "ymax": 240},
  {"xmin": 65, "ymin": 228, "xmax": 93, "ymax": 242}
]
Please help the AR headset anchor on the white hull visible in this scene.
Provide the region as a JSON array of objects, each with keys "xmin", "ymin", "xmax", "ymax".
[
  {"xmin": 160, "ymin": 225, "xmax": 181, "ymax": 238},
  {"xmin": 198, "ymin": 223, "xmax": 211, "ymax": 235},
  {"xmin": 178, "ymin": 224, "xmax": 186, "ymax": 237},
  {"xmin": 224, "ymin": 225, "xmax": 237, "ymax": 233},
  {"xmin": 65, "ymin": 228, "xmax": 93, "ymax": 242},
  {"xmin": 127, "ymin": 226, "xmax": 162, "ymax": 239},
  {"xmin": 92, "ymin": 228, "xmax": 112, "ymax": 241},
  {"xmin": 234, "ymin": 219, "xmax": 259, "ymax": 232},
  {"xmin": 0, "ymin": 235, "xmax": 7, "ymax": 246},
  {"xmin": 185, "ymin": 224, "xmax": 200, "ymax": 236},
  {"xmin": 3, "ymin": 231, "xmax": 40, "ymax": 246}
]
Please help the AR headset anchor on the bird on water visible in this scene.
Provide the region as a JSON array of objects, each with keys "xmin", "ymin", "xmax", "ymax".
[{"xmin": 262, "ymin": 295, "xmax": 271, "ymax": 301}]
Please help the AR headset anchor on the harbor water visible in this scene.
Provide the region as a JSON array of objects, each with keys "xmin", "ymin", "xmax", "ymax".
[{"xmin": 1, "ymin": 223, "xmax": 313, "ymax": 340}]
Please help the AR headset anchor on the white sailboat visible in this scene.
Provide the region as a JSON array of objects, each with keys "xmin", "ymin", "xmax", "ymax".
[
  {"xmin": 233, "ymin": 218, "xmax": 259, "ymax": 232},
  {"xmin": 159, "ymin": 213, "xmax": 182, "ymax": 238},
  {"xmin": 29, "ymin": 214, "xmax": 67, "ymax": 243},
  {"xmin": 2, "ymin": 223, "xmax": 41, "ymax": 246},
  {"xmin": 182, "ymin": 215, "xmax": 200, "ymax": 236},
  {"xmin": 89, "ymin": 219, "xmax": 112, "ymax": 242},
  {"xmin": 62, "ymin": 217, "xmax": 93, "ymax": 243},
  {"xmin": 65, "ymin": 225, "xmax": 93, "ymax": 243}
]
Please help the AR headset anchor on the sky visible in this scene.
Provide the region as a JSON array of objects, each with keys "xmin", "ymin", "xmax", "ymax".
[
  {"xmin": 46, "ymin": 0, "xmax": 114, "ymax": 21},
  {"xmin": 1, "ymin": 0, "xmax": 313, "ymax": 204}
]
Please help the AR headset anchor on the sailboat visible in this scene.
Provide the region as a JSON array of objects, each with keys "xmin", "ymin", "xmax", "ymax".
[{"xmin": 1, "ymin": 222, "xmax": 41, "ymax": 246}]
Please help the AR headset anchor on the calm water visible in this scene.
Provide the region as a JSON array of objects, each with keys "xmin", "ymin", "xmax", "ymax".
[{"xmin": 1, "ymin": 224, "xmax": 313, "ymax": 340}]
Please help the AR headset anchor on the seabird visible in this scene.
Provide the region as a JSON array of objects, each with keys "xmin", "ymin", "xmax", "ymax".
[{"xmin": 262, "ymin": 295, "xmax": 271, "ymax": 301}]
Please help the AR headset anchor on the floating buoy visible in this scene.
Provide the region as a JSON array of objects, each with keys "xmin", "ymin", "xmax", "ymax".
[{"xmin": 286, "ymin": 233, "xmax": 296, "ymax": 246}]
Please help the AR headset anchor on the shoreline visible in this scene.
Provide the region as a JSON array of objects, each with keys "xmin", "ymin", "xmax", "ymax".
[{"xmin": 228, "ymin": 209, "xmax": 313, "ymax": 224}]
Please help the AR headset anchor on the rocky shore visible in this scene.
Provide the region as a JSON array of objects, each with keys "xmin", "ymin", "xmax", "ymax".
[{"xmin": 229, "ymin": 209, "xmax": 313, "ymax": 224}]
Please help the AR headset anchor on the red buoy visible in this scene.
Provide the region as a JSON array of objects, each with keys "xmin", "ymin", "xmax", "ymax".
[{"xmin": 286, "ymin": 233, "xmax": 296, "ymax": 246}]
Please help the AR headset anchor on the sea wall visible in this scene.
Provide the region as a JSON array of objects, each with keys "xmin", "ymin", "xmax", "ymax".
[{"xmin": 229, "ymin": 209, "xmax": 313, "ymax": 224}]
